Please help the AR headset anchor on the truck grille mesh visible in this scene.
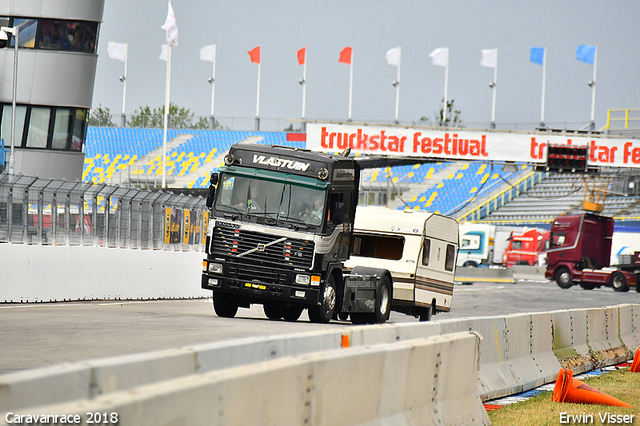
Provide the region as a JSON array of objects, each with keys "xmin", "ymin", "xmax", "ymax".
[{"xmin": 211, "ymin": 224, "xmax": 314, "ymax": 271}]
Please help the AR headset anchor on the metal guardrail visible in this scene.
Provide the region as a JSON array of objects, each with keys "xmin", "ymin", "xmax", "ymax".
[
  {"xmin": 0, "ymin": 173, "xmax": 209, "ymax": 251},
  {"xmin": 604, "ymin": 108, "xmax": 640, "ymax": 131}
]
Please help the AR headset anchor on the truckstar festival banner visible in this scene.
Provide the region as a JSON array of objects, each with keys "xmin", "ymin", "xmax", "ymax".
[{"xmin": 306, "ymin": 123, "xmax": 640, "ymax": 169}]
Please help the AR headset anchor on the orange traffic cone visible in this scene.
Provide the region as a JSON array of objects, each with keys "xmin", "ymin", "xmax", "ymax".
[
  {"xmin": 630, "ymin": 346, "xmax": 640, "ymax": 372},
  {"xmin": 553, "ymin": 369, "xmax": 631, "ymax": 408}
]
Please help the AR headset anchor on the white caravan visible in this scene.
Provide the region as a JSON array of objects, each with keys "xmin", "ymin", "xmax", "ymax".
[{"xmin": 345, "ymin": 206, "xmax": 459, "ymax": 321}]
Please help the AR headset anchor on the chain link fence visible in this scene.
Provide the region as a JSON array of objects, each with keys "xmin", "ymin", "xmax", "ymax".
[{"xmin": 0, "ymin": 173, "xmax": 209, "ymax": 251}]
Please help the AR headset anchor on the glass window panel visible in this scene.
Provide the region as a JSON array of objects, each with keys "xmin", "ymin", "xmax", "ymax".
[
  {"xmin": 52, "ymin": 109, "xmax": 72, "ymax": 149},
  {"xmin": 10, "ymin": 19, "xmax": 37, "ymax": 48},
  {"xmin": 71, "ymin": 109, "xmax": 87, "ymax": 151},
  {"xmin": 26, "ymin": 107, "xmax": 51, "ymax": 148},
  {"xmin": 64, "ymin": 21, "xmax": 98, "ymax": 53},
  {"xmin": 38, "ymin": 20, "xmax": 65, "ymax": 50},
  {"xmin": 1, "ymin": 105, "xmax": 27, "ymax": 148}
]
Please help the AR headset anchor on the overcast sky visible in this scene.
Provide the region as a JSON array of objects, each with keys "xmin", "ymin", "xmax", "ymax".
[{"xmin": 92, "ymin": 0, "xmax": 640, "ymax": 131}]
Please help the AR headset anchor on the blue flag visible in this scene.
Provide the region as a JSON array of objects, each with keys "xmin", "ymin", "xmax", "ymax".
[
  {"xmin": 576, "ymin": 45, "xmax": 596, "ymax": 65},
  {"xmin": 530, "ymin": 47, "xmax": 544, "ymax": 65}
]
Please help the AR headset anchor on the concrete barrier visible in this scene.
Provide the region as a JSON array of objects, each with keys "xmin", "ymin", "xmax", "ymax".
[
  {"xmin": 454, "ymin": 267, "xmax": 515, "ymax": 284},
  {"xmin": 3, "ymin": 305, "xmax": 640, "ymax": 421},
  {"xmin": 0, "ymin": 244, "xmax": 207, "ymax": 302},
  {"xmin": 1, "ymin": 333, "xmax": 490, "ymax": 426},
  {"xmin": 618, "ymin": 304, "xmax": 640, "ymax": 352},
  {"xmin": 586, "ymin": 306, "xmax": 629, "ymax": 366}
]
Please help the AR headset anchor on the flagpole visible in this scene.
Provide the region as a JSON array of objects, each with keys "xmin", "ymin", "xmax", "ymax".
[
  {"xmin": 589, "ymin": 45, "xmax": 598, "ymax": 131},
  {"xmin": 348, "ymin": 47, "xmax": 353, "ymax": 122},
  {"xmin": 255, "ymin": 45, "xmax": 261, "ymax": 131},
  {"xmin": 490, "ymin": 46, "xmax": 498, "ymax": 129},
  {"xmin": 162, "ymin": 45, "xmax": 172, "ymax": 188},
  {"xmin": 301, "ymin": 45, "xmax": 307, "ymax": 121},
  {"xmin": 540, "ymin": 46, "xmax": 547, "ymax": 127},
  {"xmin": 121, "ymin": 42, "xmax": 128, "ymax": 127},
  {"xmin": 394, "ymin": 46, "xmax": 401, "ymax": 124},
  {"xmin": 210, "ymin": 43, "xmax": 216, "ymax": 129},
  {"xmin": 443, "ymin": 46, "xmax": 449, "ymax": 126}
]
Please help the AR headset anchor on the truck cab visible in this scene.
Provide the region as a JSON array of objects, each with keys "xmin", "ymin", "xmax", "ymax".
[
  {"xmin": 545, "ymin": 213, "xmax": 636, "ymax": 291},
  {"xmin": 502, "ymin": 228, "xmax": 550, "ymax": 268}
]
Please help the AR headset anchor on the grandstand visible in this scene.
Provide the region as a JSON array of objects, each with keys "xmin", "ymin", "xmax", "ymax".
[
  {"xmin": 83, "ymin": 128, "xmax": 305, "ymax": 188},
  {"xmin": 83, "ymin": 126, "xmax": 640, "ymax": 228}
]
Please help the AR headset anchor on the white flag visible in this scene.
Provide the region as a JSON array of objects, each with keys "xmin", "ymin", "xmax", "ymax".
[
  {"xmin": 161, "ymin": 2, "xmax": 178, "ymax": 47},
  {"xmin": 385, "ymin": 46, "xmax": 401, "ymax": 66},
  {"xmin": 480, "ymin": 48, "xmax": 498, "ymax": 68},
  {"xmin": 159, "ymin": 44, "xmax": 168, "ymax": 62},
  {"xmin": 200, "ymin": 44, "xmax": 216, "ymax": 63},
  {"xmin": 429, "ymin": 47, "xmax": 448, "ymax": 67},
  {"xmin": 107, "ymin": 42, "xmax": 127, "ymax": 62}
]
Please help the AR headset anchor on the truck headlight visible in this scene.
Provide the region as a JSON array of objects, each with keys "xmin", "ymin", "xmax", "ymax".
[
  {"xmin": 208, "ymin": 262, "xmax": 223, "ymax": 274},
  {"xmin": 295, "ymin": 274, "xmax": 310, "ymax": 285}
]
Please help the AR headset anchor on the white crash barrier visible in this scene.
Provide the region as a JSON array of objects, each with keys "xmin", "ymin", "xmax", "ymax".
[
  {"xmin": 3, "ymin": 305, "xmax": 640, "ymax": 420},
  {"xmin": 618, "ymin": 304, "xmax": 640, "ymax": 352},
  {"xmin": 0, "ymin": 244, "xmax": 207, "ymax": 302},
  {"xmin": 1, "ymin": 333, "xmax": 490, "ymax": 426},
  {"xmin": 585, "ymin": 306, "xmax": 629, "ymax": 365}
]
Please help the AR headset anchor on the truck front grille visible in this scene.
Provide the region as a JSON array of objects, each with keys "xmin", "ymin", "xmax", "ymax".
[{"xmin": 211, "ymin": 224, "xmax": 314, "ymax": 270}]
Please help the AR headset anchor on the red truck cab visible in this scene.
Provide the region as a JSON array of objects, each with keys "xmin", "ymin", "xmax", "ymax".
[
  {"xmin": 503, "ymin": 229, "xmax": 550, "ymax": 268},
  {"xmin": 545, "ymin": 213, "xmax": 636, "ymax": 291}
]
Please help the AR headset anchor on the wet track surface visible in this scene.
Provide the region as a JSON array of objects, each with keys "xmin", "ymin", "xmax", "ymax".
[{"xmin": 1, "ymin": 278, "xmax": 638, "ymax": 373}]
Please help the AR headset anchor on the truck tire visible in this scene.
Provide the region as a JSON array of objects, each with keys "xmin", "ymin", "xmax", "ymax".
[
  {"xmin": 372, "ymin": 275, "xmax": 392, "ymax": 324},
  {"xmin": 611, "ymin": 272, "xmax": 630, "ymax": 292},
  {"xmin": 579, "ymin": 282, "xmax": 598, "ymax": 290},
  {"xmin": 580, "ymin": 282, "xmax": 598, "ymax": 290},
  {"xmin": 554, "ymin": 267, "xmax": 573, "ymax": 289},
  {"xmin": 263, "ymin": 302, "xmax": 284, "ymax": 320},
  {"xmin": 308, "ymin": 274, "xmax": 337, "ymax": 324},
  {"xmin": 419, "ymin": 306, "xmax": 432, "ymax": 322},
  {"xmin": 282, "ymin": 305, "xmax": 304, "ymax": 321},
  {"xmin": 213, "ymin": 292, "xmax": 239, "ymax": 318},
  {"xmin": 636, "ymin": 274, "xmax": 640, "ymax": 293}
]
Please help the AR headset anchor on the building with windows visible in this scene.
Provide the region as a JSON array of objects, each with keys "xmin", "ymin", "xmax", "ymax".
[{"xmin": 0, "ymin": 0, "xmax": 104, "ymax": 180}]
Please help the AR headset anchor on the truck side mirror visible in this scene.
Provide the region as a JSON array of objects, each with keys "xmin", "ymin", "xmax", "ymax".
[
  {"xmin": 210, "ymin": 172, "xmax": 219, "ymax": 186},
  {"xmin": 206, "ymin": 173, "xmax": 219, "ymax": 208}
]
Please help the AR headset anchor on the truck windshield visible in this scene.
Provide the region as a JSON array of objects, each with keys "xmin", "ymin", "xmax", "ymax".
[{"xmin": 215, "ymin": 173, "xmax": 326, "ymax": 226}]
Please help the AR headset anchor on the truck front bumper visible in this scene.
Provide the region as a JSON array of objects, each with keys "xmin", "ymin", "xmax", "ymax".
[{"xmin": 201, "ymin": 271, "xmax": 321, "ymax": 305}]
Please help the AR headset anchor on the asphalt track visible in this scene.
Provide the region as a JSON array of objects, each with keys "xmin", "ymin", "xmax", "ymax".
[{"xmin": 1, "ymin": 278, "xmax": 638, "ymax": 374}]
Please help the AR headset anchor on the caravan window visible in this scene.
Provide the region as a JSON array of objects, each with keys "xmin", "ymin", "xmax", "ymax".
[
  {"xmin": 445, "ymin": 244, "xmax": 456, "ymax": 271},
  {"xmin": 351, "ymin": 233, "xmax": 404, "ymax": 260},
  {"xmin": 422, "ymin": 239, "xmax": 431, "ymax": 266}
]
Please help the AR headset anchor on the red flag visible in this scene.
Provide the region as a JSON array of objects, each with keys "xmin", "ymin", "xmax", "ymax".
[
  {"xmin": 339, "ymin": 46, "xmax": 352, "ymax": 64},
  {"xmin": 297, "ymin": 47, "xmax": 306, "ymax": 65},
  {"xmin": 248, "ymin": 46, "xmax": 260, "ymax": 64}
]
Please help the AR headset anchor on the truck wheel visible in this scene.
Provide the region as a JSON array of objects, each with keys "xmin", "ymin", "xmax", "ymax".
[
  {"xmin": 579, "ymin": 282, "xmax": 598, "ymax": 290},
  {"xmin": 308, "ymin": 275, "xmax": 336, "ymax": 324},
  {"xmin": 636, "ymin": 274, "xmax": 640, "ymax": 293},
  {"xmin": 350, "ymin": 313, "xmax": 370, "ymax": 324},
  {"xmin": 554, "ymin": 267, "xmax": 573, "ymax": 289},
  {"xmin": 463, "ymin": 261, "xmax": 478, "ymax": 268},
  {"xmin": 372, "ymin": 275, "xmax": 392, "ymax": 324},
  {"xmin": 282, "ymin": 305, "xmax": 304, "ymax": 321},
  {"xmin": 263, "ymin": 302, "xmax": 284, "ymax": 320},
  {"xmin": 213, "ymin": 292, "xmax": 238, "ymax": 318},
  {"xmin": 419, "ymin": 306, "xmax": 432, "ymax": 322},
  {"xmin": 611, "ymin": 272, "xmax": 630, "ymax": 292}
]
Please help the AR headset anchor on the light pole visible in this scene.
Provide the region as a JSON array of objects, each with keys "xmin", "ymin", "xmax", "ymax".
[{"xmin": 0, "ymin": 26, "xmax": 18, "ymax": 176}]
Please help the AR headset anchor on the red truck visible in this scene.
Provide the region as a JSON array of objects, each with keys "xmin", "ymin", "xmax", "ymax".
[
  {"xmin": 502, "ymin": 228, "xmax": 550, "ymax": 268},
  {"xmin": 545, "ymin": 213, "xmax": 640, "ymax": 292}
]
